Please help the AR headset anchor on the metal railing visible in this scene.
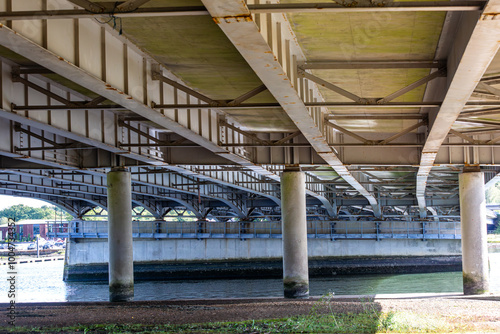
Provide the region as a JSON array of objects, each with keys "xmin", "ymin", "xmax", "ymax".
[{"xmin": 46, "ymin": 219, "xmax": 461, "ymax": 240}]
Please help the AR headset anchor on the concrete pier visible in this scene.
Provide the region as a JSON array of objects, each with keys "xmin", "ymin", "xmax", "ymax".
[
  {"xmin": 459, "ymin": 171, "xmax": 489, "ymax": 295},
  {"xmin": 107, "ymin": 167, "xmax": 134, "ymax": 302},
  {"xmin": 281, "ymin": 169, "xmax": 309, "ymax": 298}
]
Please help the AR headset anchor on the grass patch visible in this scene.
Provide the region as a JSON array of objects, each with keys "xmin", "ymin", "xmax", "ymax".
[
  {"xmin": 487, "ymin": 234, "xmax": 500, "ymax": 243},
  {"xmin": 5, "ymin": 295, "xmax": 458, "ymax": 334},
  {"xmin": 3, "ymin": 312, "xmax": 457, "ymax": 334},
  {"xmin": 378, "ymin": 311, "xmax": 452, "ymax": 333}
]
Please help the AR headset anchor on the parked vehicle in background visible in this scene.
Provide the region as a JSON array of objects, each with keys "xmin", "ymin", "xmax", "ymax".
[{"xmin": 27, "ymin": 243, "xmax": 36, "ymax": 250}]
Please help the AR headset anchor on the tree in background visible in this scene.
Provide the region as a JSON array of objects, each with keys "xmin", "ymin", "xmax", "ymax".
[
  {"xmin": 0, "ymin": 204, "xmax": 72, "ymax": 223},
  {"xmin": 486, "ymin": 182, "xmax": 500, "ymax": 204},
  {"xmin": 486, "ymin": 183, "xmax": 500, "ymax": 234}
]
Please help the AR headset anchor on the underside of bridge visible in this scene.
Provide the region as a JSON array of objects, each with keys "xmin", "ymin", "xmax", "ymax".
[{"xmin": 0, "ymin": 0, "xmax": 499, "ymax": 222}]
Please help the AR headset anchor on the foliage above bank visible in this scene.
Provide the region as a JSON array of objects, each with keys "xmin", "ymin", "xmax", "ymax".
[
  {"xmin": 486, "ymin": 182, "xmax": 500, "ymax": 204},
  {"xmin": 0, "ymin": 204, "xmax": 72, "ymax": 225}
]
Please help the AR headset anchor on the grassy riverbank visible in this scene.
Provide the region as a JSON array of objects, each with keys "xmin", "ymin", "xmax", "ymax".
[
  {"xmin": 4, "ymin": 295, "xmax": 499, "ymax": 333},
  {"xmin": 4, "ymin": 311, "xmax": 459, "ymax": 333},
  {"xmin": 488, "ymin": 234, "xmax": 500, "ymax": 243},
  {"xmin": 3, "ymin": 312, "xmax": 482, "ymax": 333}
]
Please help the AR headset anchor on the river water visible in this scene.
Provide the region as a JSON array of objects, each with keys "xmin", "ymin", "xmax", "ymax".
[{"xmin": 1, "ymin": 254, "xmax": 499, "ymax": 303}]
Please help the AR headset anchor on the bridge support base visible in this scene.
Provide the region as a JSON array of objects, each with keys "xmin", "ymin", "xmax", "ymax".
[
  {"xmin": 107, "ymin": 167, "xmax": 134, "ymax": 302},
  {"xmin": 459, "ymin": 171, "xmax": 489, "ymax": 295},
  {"xmin": 281, "ymin": 169, "xmax": 309, "ymax": 299}
]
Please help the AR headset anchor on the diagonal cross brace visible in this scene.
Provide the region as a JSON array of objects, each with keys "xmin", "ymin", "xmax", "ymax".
[
  {"xmin": 377, "ymin": 68, "xmax": 447, "ymax": 104},
  {"xmin": 67, "ymin": 0, "xmax": 105, "ymax": 12},
  {"xmin": 416, "ymin": 1, "xmax": 500, "ymax": 218},
  {"xmin": 116, "ymin": 0, "xmax": 153, "ymax": 12},
  {"xmin": 300, "ymin": 70, "xmax": 367, "ymax": 104},
  {"xmin": 201, "ymin": 0, "xmax": 381, "ymax": 217}
]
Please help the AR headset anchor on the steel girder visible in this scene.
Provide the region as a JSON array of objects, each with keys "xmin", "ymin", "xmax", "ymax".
[
  {"xmin": 0, "ymin": 163, "xmax": 334, "ymax": 218},
  {"xmin": 0, "ymin": 75, "xmax": 282, "ymax": 205},
  {"xmin": 0, "ymin": 168, "xmax": 460, "ymax": 217},
  {"xmin": 200, "ymin": 0, "xmax": 381, "ymax": 217},
  {"xmin": 0, "ymin": 70, "xmax": 285, "ymax": 217},
  {"xmin": 0, "ymin": 7, "xmax": 285, "ymax": 191},
  {"xmin": 0, "ymin": 169, "xmax": 259, "ymax": 219},
  {"xmin": 416, "ymin": 1, "xmax": 500, "ymax": 217},
  {"xmin": 0, "ymin": 34, "xmax": 335, "ymax": 215},
  {"xmin": 0, "ymin": 171, "xmax": 214, "ymax": 218}
]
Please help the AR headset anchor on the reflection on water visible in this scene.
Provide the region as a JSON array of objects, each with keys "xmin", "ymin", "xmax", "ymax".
[{"xmin": 1, "ymin": 254, "xmax": 499, "ymax": 303}]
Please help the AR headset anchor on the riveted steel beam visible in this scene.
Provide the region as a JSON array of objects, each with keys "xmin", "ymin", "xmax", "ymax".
[{"xmin": 274, "ymin": 131, "xmax": 302, "ymax": 145}]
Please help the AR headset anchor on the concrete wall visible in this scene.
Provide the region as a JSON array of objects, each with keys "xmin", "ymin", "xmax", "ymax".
[{"xmin": 68, "ymin": 238, "xmax": 462, "ymax": 266}]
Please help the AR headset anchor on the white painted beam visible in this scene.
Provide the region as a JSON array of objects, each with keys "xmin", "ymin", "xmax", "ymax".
[
  {"xmin": 417, "ymin": 2, "xmax": 500, "ymax": 217},
  {"xmin": 201, "ymin": 0, "xmax": 381, "ymax": 217},
  {"xmin": 0, "ymin": 19, "xmax": 276, "ymax": 180},
  {"xmin": 0, "ymin": 109, "xmax": 282, "ymax": 208},
  {"xmin": 0, "ymin": 2, "xmax": 338, "ymax": 217}
]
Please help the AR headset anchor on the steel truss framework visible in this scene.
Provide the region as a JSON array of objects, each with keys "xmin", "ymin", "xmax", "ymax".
[{"xmin": 0, "ymin": 0, "xmax": 498, "ymax": 224}]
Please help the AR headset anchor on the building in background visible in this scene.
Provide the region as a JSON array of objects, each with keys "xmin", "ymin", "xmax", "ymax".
[{"xmin": 0, "ymin": 219, "xmax": 50, "ymax": 241}]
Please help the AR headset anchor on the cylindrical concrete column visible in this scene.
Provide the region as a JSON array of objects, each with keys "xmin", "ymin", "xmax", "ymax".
[
  {"xmin": 459, "ymin": 171, "xmax": 489, "ymax": 295},
  {"xmin": 281, "ymin": 169, "xmax": 309, "ymax": 298},
  {"xmin": 107, "ymin": 167, "xmax": 134, "ymax": 302}
]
